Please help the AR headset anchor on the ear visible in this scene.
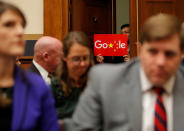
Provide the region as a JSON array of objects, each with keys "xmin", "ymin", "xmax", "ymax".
[{"xmin": 42, "ymin": 52, "xmax": 49, "ymax": 61}]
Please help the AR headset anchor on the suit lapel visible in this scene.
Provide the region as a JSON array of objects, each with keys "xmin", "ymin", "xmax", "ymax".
[
  {"xmin": 12, "ymin": 66, "xmax": 28, "ymax": 130},
  {"xmin": 126, "ymin": 62, "xmax": 142, "ymax": 131},
  {"xmin": 122, "ymin": 61, "xmax": 184, "ymax": 131},
  {"xmin": 29, "ymin": 62, "xmax": 41, "ymax": 75},
  {"xmin": 173, "ymin": 70, "xmax": 184, "ymax": 131}
]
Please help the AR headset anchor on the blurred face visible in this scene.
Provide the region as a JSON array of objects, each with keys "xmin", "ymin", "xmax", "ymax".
[
  {"xmin": 139, "ymin": 34, "xmax": 182, "ymax": 86},
  {"xmin": 121, "ymin": 27, "xmax": 130, "ymax": 40},
  {"xmin": 46, "ymin": 43, "xmax": 62, "ymax": 73},
  {"xmin": 0, "ymin": 10, "xmax": 25, "ymax": 56},
  {"xmin": 64, "ymin": 42, "xmax": 90, "ymax": 80},
  {"xmin": 121, "ymin": 27, "xmax": 129, "ymax": 34}
]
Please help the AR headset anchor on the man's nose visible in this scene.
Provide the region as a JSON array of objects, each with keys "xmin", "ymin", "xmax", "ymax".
[{"xmin": 156, "ymin": 54, "xmax": 166, "ymax": 66}]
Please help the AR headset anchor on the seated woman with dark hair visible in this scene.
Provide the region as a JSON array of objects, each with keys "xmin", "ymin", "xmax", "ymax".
[{"xmin": 51, "ymin": 31, "xmax": 94, "ymax": 119}]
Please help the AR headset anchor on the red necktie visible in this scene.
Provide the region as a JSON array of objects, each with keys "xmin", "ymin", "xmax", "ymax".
[{"xmin": 153, "ymin": 86, "xmax": 167, "ymax": 131}]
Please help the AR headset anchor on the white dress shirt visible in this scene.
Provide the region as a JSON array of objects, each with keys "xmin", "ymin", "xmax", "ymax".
[
  {"xmin": 33, "ymin": 60, "xmax": 51, "ymax": 85},
  {"xmin": 140, "ymin": 67, "xmax": 174, "ymax": 131}
]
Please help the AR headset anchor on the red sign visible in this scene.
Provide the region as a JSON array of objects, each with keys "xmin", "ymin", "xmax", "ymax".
[{"xmin": 94, "ymin": 34, "xmax": 128, "ymax": 56}]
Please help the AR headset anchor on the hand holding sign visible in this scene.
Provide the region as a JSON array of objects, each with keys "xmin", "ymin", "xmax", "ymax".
[{"xmin": 96, "ymin": 54, "xmax": 104, "ymax": 63}]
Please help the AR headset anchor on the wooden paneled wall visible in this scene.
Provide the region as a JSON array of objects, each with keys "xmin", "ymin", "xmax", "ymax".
[
  {"xmin": 19, "ymin": 0, "xmax": 70, "ymax": 70},
  {"xmin": 138, "ymin": 0, "xmax": 176, "ymax": 30},
  {"xmin": 130, "ymin": 0, "xmax": 138, "ymax": 57},
  {"xmin": 130, "ymin": 0, "xmax": 184, "ymax": 57},
  {"xmin": 44, "ymin": 0, "xmax": 69, "ymax": 41}
]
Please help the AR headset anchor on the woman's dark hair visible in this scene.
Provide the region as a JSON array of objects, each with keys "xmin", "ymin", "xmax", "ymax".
[
  {"xmin": 0, "ymin": 1, "xmax": 26, "ymax": 27},
  {"xmin": 57, "ymin": 31, "xmax": 93, "ymax": 96}
]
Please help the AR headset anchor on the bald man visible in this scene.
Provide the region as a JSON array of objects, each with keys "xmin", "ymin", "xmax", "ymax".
[{"xmin": 28, "ymin": 36, "xmax": 63, "ymax": 85}]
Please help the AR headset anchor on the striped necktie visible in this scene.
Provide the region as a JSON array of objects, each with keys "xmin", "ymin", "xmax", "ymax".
[{"xmin": 153, "ymin": 86, "xmax": 167, "ymax": 131}]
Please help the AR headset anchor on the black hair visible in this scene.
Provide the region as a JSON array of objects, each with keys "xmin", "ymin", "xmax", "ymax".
[{"xmin": 121, "ymin": 24, "xmax": 130, "ymax": 30}]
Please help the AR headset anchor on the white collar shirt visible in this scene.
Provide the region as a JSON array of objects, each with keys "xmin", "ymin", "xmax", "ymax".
[
  {"xmin": 140, "ymin": 66, "xmax": 174, "ymax": 131},
  {"xmin": 33, "ymin": 60, "xmax": 51, "ymax": 85}
]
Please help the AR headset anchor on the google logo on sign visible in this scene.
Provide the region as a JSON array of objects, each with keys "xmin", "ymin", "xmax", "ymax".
[{"xmin": 95, "ymin": 40, "xmax": 126, "ymax": 49}]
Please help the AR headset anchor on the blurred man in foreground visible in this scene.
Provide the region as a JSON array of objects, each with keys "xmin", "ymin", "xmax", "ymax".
[{"xmin": 64, "ymin": 13, "xmax": 184, "ymax": 131}]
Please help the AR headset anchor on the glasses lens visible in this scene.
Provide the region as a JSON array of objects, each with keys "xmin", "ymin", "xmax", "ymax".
[{"xmin": 70, "ymin": 55, "xmax": 90, "ymax": 64}]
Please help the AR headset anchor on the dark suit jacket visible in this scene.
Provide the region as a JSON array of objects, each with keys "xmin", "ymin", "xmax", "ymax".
[
  {"xmin": 28, "ymin": 62, "xmax": 41, "ymax": 76},
  {"xmin": 64, "ymin": 58, "xmax": 184, "ymax": 131}
]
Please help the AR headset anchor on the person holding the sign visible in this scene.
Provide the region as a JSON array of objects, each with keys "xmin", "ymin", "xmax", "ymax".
[
  {"xmin": 121, "ymin": 24, "xmax": 130, "ymax": 62},
  {"xmin": 51, "ymin": 31, "xmax": 94, "ymax": 119},
  {"xmin": 64, "ymin": 13, "xmax": 184, "ymax": 131},
  {"xmin": 120, "ymin": 24, "xmax": 130, "ymax": 35},
  {"xmin": 95, "ymin": 24, "xmax": 130, "ymax": 64},
  {"xmin": 95, "ymin": 33, "xmax": 129, "ymax": 64}
]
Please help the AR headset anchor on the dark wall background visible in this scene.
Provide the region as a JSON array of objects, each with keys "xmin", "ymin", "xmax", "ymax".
[{"xmin": 24, "ymin": 40, "xmax": 37, "ymax": 56}]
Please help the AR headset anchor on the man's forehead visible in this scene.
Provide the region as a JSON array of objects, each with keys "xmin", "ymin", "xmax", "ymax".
[
  {"xmin": 122, "ymin": 27, "xmax": 129, "ymax": 31},
  {"xmin": 142, "ymin": 40, "xmax": 181, "ymax": 54},
  {"xmin": 142, "ymin": 33, "xmax": 180, "ymax": 44}
]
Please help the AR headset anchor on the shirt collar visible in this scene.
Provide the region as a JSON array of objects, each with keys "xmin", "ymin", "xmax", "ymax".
[
  {"xmin": 33, "ymin": 60, "xmax": 49, "ymax": 77},
  {"xmin": 140, "ymin": 66, "xmax": 175, "ymax": 95}
]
